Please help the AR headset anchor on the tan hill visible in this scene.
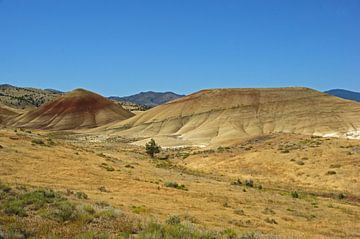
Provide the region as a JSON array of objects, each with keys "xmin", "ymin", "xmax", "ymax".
[
  {"xmin": 105, "ymin": 87, "xmax": 360, "ymax": 146},
  {"xmin": 0, "ymin": 103, "xmax": 20, "ymax": 125},
  {"xmin": 9, "ymin": 89, "xmax": 134, "ymax": 130}
]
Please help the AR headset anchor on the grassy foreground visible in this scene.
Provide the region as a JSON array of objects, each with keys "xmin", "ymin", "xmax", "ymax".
[{"xmin": 0, "ymin": 181, "xmax": 275, "ymax": 239}]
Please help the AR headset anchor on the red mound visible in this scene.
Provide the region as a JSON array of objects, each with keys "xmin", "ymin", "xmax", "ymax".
[{"xmin": 10, "ymin": 89, "xmax": 134, "ymax": 130}]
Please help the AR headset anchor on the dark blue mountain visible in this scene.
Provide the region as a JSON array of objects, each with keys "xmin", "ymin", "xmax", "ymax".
[{"xmin": 325, "ymin": 89, "xmax": 360, "ymax": 102}]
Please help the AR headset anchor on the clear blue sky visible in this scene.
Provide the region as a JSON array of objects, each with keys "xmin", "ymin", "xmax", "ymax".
[{"xmin": 0, "ymin": 0, "xmax": 359, "ymax": 96}]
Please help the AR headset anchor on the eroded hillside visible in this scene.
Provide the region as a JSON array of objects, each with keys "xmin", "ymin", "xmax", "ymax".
[
  {"xmin": 105, "ymin": 88, "xmax": 360, "ymax": 147},
  {"xmin": 8, "ymin": 89, "xmax": 134, "ymax": 130}
]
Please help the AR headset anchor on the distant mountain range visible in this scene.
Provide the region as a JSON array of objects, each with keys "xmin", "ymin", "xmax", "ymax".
[
  {"xmin": 110, "ymin": 91, "xmax": 185, "ymax": 107},
  {"xmin": 0, "ymin": 84, "xmax": 184, "ymax": 111},
  {"xmin": 2, "ymin": 84, "xmax": 359, "ymax": 110},
  {"xmin": 325, "ymin": 89, "xmax": 360, "ymax": 102}
]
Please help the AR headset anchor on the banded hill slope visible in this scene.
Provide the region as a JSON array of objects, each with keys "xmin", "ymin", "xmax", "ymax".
[
  {"xmin": 106, "ymin": 87, "xmax": 360, "ymax": 146},
  {"xmin": 9, "ymin": 89, "xmax": 134, "ymax": 130},
  {"xmin": 0, "ymin": 103, "xmax": 19, "ymax": 125}
]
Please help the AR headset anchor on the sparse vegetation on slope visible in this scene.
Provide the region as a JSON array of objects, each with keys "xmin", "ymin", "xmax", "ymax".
[
  {"xmin": 0, "ymin": 129, "xmax": 359, "ymax": 239},
  {"xmin": 0, "ymin": 84, "xmax": 61, "ymax": 109}
]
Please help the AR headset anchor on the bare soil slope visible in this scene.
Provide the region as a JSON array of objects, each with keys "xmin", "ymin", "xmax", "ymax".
[
  {"xmin": 9, "ymin": 89, "xmax": 134, "ymax": 130},
  {"xmin": 0, "ymin": 104, "xmax": 19, "ymax": 124},
  {"xmin": 106, "ymin": 87, "xmax": 360, "ymax": 146}
]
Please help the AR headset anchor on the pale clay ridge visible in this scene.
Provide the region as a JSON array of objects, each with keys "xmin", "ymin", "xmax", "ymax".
[{"xmin": 103, "ymin": 87, "xmax": 360, "ymax": 147}]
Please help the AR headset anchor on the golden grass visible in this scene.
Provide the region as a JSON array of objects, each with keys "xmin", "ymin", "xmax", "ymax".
[{"xmin": 0, "ymin": 128, "xmax": 359, "ymax": 238}]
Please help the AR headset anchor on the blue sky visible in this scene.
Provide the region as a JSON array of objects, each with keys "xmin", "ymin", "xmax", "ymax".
[{"xmin": 0, "ymin": 0, "xmax": 359, "ymax": 96}]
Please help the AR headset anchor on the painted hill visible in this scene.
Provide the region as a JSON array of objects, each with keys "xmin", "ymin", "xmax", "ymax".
[
  {"xmin": 0, "ymin": 84, "xmax": 149, "ymax": 113},
  {"xmin": 115, "ymin": 91, "xmax": 184, "ymax": 107},
  {"xmin": 325, "ymin": 89, "xmax": 360, "ymax": 102},
  {"xmin": 106, "ymin": 87, "xmax": 360, "ymax": 147},
  {"xmin": 9, "ymin": 89, "xmax": 134, "ymax": 130}
]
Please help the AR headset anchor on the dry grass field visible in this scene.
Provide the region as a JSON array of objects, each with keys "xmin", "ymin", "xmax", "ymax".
[{"xmin": 0, "ymin": 128, "xmax": 359, "ymax": 238}]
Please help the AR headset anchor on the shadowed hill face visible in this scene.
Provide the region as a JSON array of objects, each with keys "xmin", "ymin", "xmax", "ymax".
[
  {"xmin": 107, "ymin": 87, "xmax": 360, "ymax": 146},
  {"xmin": 9, "ymin": 89, "xmax": 134, "ymax": 130}
]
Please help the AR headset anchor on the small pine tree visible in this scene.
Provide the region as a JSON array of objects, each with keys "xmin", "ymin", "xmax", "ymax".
[{"xmin": 145, "ymin": 138, "xmax": 161, "ymax": 158}]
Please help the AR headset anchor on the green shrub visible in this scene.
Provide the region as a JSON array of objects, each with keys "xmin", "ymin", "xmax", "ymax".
[
  {"xmin": 291, "ymin": 191, "xmax": 299, "ymax": 199},
  {"xmin": 222, "ymin": 228, "xmax": 237, "ymax": 239},
  {"xmin": 3, "ymin": 200, "xmax": 27, "ymax": 216},
  {"xmin": 74, "ymin": 232, "xmax": 111, "ymax": 239},
  {"xmin": 230, "ymin": 179, "xmax": 242, "ymax": 186},
  {"xmin": 51, "ymin": 201, "xmax": 78, "ymax": 222},
  {"xmin": 166, "ymin": 215, "xmax": 181, "ymax": 225},
  {"xmin": 131, "ymin": 205, "xmax": 147, "ymax": 214},
  {"xmin": 138, "ymin": 222, "xmax": 218, "ymax": 239},
  {"xmin": 95, "ymin": 201, "xmax": 110, "ymax": 208},
  {"xmin": 234, "ymin": 208, "xmax": 245, "ymax": 215},
  {"xmin": 100, "ymin": 163, "xmax": 115, "ymax": 172},
  {"xmin": 338, "ymin": 193, "xmax": 346, "ymax": 200},
  {"xmin": 83, "ymin": 205, "xmax": 96, "ymax": 214},
  {"xmin": 244, "ymin": 179, "xmax": 254, "ymax": 188},
  {"xmin": 47, "ymin": 138, "xmax": 56, "ymax": 146},
  {"xmin": 0, "ymin": 183, "xmax": 11, "ymax": 193},
  {"xmin": 296, "ymin": 160, "xmax": 305, "ymax": 166},
  {"xmin": 31, "ymin": 139, "xmax": 45, "ymax": 145},
  {"xmin": 98, "ymin": 186, "xmax": 109, "ymax": 193},
  {"xmin": 95, "ymin": 208, "xmax": 117, "ymax": 219},
  {"xmin": 264, "ymin": 217, "xmax": 277, "ymax": 224},
  {"xmin": 326, "ymin": 170, "xmax": 337, "ymax": 175},
  {"xmin": 2, "ymin": 189, "xmax": 59, "ymax": 217},
  {"xmin": 179, "ymin": 152, "xmax": 191, "ymax": 159},
  {"xmin": 75, "ymin": 191, "xmax": 88, "ymax": 199},
  {"xmin": 164, "ymin": 182, "xmax": 187, "ymax": 191},
  {"xmin": 145, "ymin": 139, "xmax": 161, "ymax": 158}
]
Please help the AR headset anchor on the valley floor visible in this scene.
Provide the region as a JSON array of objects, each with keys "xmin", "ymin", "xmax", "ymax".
[{"xmin": 0, "ymin": 128, "xmax": 359, "ymax": 238}]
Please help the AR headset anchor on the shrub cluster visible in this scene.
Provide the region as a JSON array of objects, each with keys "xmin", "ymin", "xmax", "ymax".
[{"xmin": 164, "ymin": 182, "xmax": 187, "ymax": 191}]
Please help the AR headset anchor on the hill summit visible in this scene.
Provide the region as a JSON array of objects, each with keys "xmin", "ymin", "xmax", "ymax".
[{"xmin": 9, "ymin": 89, "xmax": 134, "ymax": 130}]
